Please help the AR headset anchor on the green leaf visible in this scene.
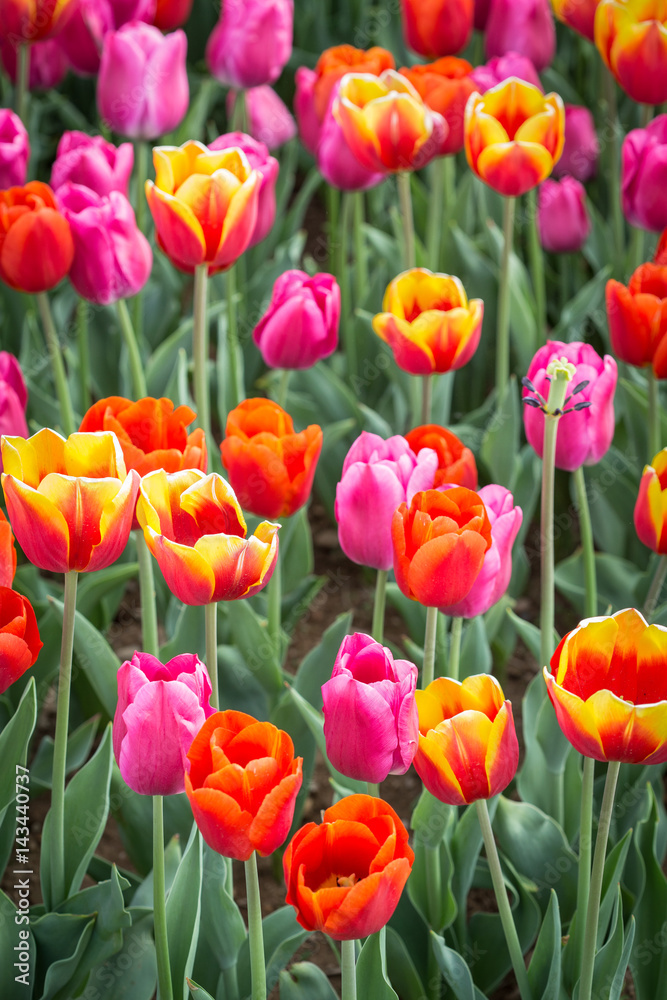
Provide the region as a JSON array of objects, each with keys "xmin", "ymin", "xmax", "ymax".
[
  {"xmin": 293, "ymin": 611, "xmax": 353, "ymax": 706},
  {"xmin": 629, "ymin": 787, "xmax": 667, "ymax": 999},
  {"xmin": 430, "ymin": 933, "xmax": 489, "ymax": 1000},
  {"xmin": 0, "ymin": 679, "xmax": 36, "ymax": 816},
  {"xmin": 516, "ymin": 675, "xmax": 572, "ymax": 824},
  {"xmin": 187, "ymin": 981, "xmax": 216, "ymax": 1000},
  {"xmin": 29, "ymin": 715, "xmax": 99, "ymax": 790},
  {"xmin": 574, "ymin": 886, "xmax": 631, "ymax": 1000},
  {"xmin": 450, "ymin": 799, "xmax": 498, "ymax": 943},
  {"xmin": 131, "ymin": 834, "xmax": 182, "ymax": 908},
  {"xmin": 481, "ymin": 376, "xmax": 520, "ymax": 491},
  {"xmin": 0, "ymin": 889, "xmax": 35, "ymax": 1000},
  {"xmin": 237, "ymin": 906, "xmax": 310, "ymax": 999},
  {"xmin": 94, "ymin": 908, "xmax": 157, "ymax": 1000},
  {"xmin": 279, "ymin": 962, "xmax": 339, "ymax": 999},
  {"xmin": 166, "ymin": 821, "xmax": 203, "ymax": 1000},
  {"xmin": 506, "ymin": 609, "xmax": 558, "ymax": 663},
  {"xmin": 356, "ymin": 932, "xmax": 398, "ymax": 999},
  {"xmin": 527, "ymin": 891, "xmax": 561, "ymax": 1000},
  {"xmin": 199, "ymin": 845, "xmax": 246, "ymax": 972},
  {"xmin": 49, "ymin": 597, "xmax": 120, "ymax": 720},
  {"xmin": 555, "ymin": 551, "xmax": 644, "ymax": 619},
  {"xmin": 34, "ymin": 915, "xmax": 96, "ymax": 1000},
  {"xmin": 385, "ymin": 927, "xmax": 426, "ymax": 1000},
  {"xmin": 280, "ymin": 508, "xmax": 315, "ymax": 597},
  {"xmin": 409, "ymin": 790, "xmax": 457, "ymax": 933},
  {"xmin": 550, "ymin": 266, "xmax": 612, "ymax": 343},
  {"xmin": 76, "ymin": 562, "xmax": 139, "ymax": 624},
  {"xmin": 229, "ymin": 600, "xmax": 283, "ymax": 698},
  {"xmin": 459, "ymin": 617, "xmax": 492, "ymax": 679}
]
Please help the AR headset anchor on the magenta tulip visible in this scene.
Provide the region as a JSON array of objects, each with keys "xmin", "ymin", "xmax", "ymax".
[
  {"xmin": 113, "ymin": 651, "xmax": 214, "ymax": 796},
  {"xmin": 484, "ymin": 0, "xmax": 555, "ymax": 71},
  {"xmin": 97, "ymin": 22, "xmax": 188, "ymax": 140},
  {"xmin": 0, "ymin": 110, "xmax": 29, "ymax": 189},
  {"xmin": 0, "ymin": 37, "xmax": 69, "ymax": 90},
  {"xmin": 538, "ymin": 177, "xmax": 591, "ymax": 254},
  {"xmin": 253, "ymin": 270, "xmax": 340, "ymax": 369},
  {"xmin": 553, "ymin": 105, "xmax": 599, "ymax": 182},
  {"xmin": 622, "ymin": 115, "xmax": 667, "ymax": 233},
  {"xmin": 439, "ymin": 485, "xmax": 522, "ymax": 618},
  {"xmin": 294, "ymin": 66, "xmax": 321, "ymax": 155},
  {"xmin": 335, "ymin": 432, "xmax": 438, "ymax": 571},
  {"xmin": 50, "ymin": 131, "xmax": 134, "ymax": 198},
  {"xmin": 57, "ymin": 184, "xmax": 152, "ymax": 305},
  {"xmin": 60, "ymin": 0, "xmax": 155, "ymax": 76},
  {"xmin": 0, "ymin": 353, "xmax": 28, "ymax": 468},
  {"xmin": 209, "ymin": 132, "xmax": 279, "ymax": 247},
  {"xmin": 523, "ymin": 341, "xmax": 618, "ymax": 472},
  {"xmin": 322, "ymin": 632, "xmax": 419, "ymax": 783},
  {"xmin": 206, "ymin": 0, "xmax": 293, "ymax": 89},
  {"xmin": 470, "ymin": 52, "xmax": 543, "ymax": 92},
  {"xmin": 227, "ymin": 86, "xmax": 296, "ymax": 151}
]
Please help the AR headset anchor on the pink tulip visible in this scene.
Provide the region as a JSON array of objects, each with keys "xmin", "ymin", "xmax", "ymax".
[
  {"xmin": 97, "ymin": 22, "xmax": 188, "ymax": 139},
  {"xmin": 59, "ymin": 0, "xmax": 155, "ymax": 76},
  {"xmin": 622, "ymin": 115, "xmax": 667, "ymax": 233},
  {"xmin": 113, "ymin": 651, "xmax": 214, "ymax": 796},
  {"xmin": 50, "ymin": 131, "xmax": 134, "ymax": 198},
  {"xmin": 335, "ymin": 432, "xmax": 438, "ymax": 571},
  {"xmin": 0, "ymin": 37, "xmax": 69, "ymax": 90},
  {"xmin": 322, "ymin": 632, "xmax": 419, "ymax": 783},
  {"xmin": 206, "ymin": 0, "xmax": 293, "ymax": 89},
  {"xmin": 484, "ymin": 0, "xmax": 555, "ymax": 71},
  {"xmin": 439, "ymin": 485, "xmax": 522, "ymax": 618},
  {"xmin": 523, "ymin": 341, "xmax": 618, "ymax": 472},
  {"xmin": 0, "ymin": 353, "xmax": 29, "ymax": 467},
  {"xmin": 553, "ymin": 105, "xmax": 599, "ymax": 182},
  {"xmin": 226, "ymin": 86, "xmax": 296, "ymax": 150},
  {"xmin": 538, "ymin": 177, "xmax": 591, "ymax": 254},
  {"xmin": 0, "ymin": 110, "xmax": 29, "ymax": 188},
  {"xmin": 470, "ymin": 52, "xmax": 543, "ymax": 92},
  {"xmin": 294, "ymin": 66, "xmax": 321, "ymax": 155},
  {"xmin": 57, "ymin": 184, "xmax": 152, "ymax": 305},
  {"xmin": 209, "ymin": 132, "xmax": 278, "ymax": 246},
  {"xmin": 253, "ymin": 269, "xmax": 340, "ymax": 370}
]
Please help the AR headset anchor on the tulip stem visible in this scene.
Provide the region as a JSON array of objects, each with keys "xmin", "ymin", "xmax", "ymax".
[
  {"xmin": 422, "ymin": 606, "xmax": 439, "ymax": 689},
  {"xmin": 77, "ymin": 300, "xmax": 91, "ymax": 413},
  {"xmin": 276, "ymin": 369, "xmax": 291, "ymax": 409},
  {"xmin": 422, "ymin": 375, "xmax": 433, "ymax": 424},
  {"xmin": 448, "ymin": 616, "xmax": 463, "ymax": 681},
  {"xmin": 601, "ymin": 71, "xmax": 624, "ymax": 270},
  {"xmin": 205, "ymin": 602, "xmax": 218, "ymax": 711},
  {"xmin": 231, "ymin": 89, "xmax": 248, "ymax": 133},
  {"xmin": 267, "ymin": 541, "xmax": 282, "ymax": 665},
  {"xmin": 527, "ymin": 188, "xmax": 546, "ymax": 343},
  {"xmin": 135, "ymin": 530, "xmax": 159, "ymax": 659},
  {"xmin": 340, "ymin": 192, "xmax": 354, "ymax": 381},
  {"xmin": 476, "ymin": 799, "xmax": 533, "ymax": 1000},
  {"xmin": 578, "ymin": 761, "xmax": 621, "ymax": 1000},
  {"xmin": 353, "ymin": 191, "xmax": 367, "ymax": 303},
  {"xmin": 647, "ymin": 368, "xmax": 660, "ymax": 460},
  {"xmin": 367, "ymin": 782, "xmax": 380, "ymax": 797},
  {"xmin": 50, "ymin": 569, "xmax": 78, "ymax": 908},
  {"xmin": 571, "ymin": 755, "xmax": 595, "ymax": 977},
  {"xmin": 245, "ymin": 852, "xmax": 267, "ymax": 1000},
  {"xmin": 132, "ymin": 140, "xmax": 149, "ymax": 343},
  {"xmin": 371, "ymin": 569, "xmax": 387, "ymax": 644},
  {"xmin": 496, "ymin": 196, "xmax": 516, "ymax": 401},
  {"xmin": 341, "ymin": 939, "xmax": 357, "ymax": 1000},
  {"xmin": 153, "ymin": 794, "xmax": 174, "ymax": 1000},
  {"xmin": 426, "ymin": 155, "xmax": 453, "ymax": 270},
  {"xmin": 116, "ymin": 299, "xmax": 147, "ymax": 398},
  {"xmin": 227, "ymin": 264, "xmax": 245, "ymax": 410},
  {"xmin": 36, "ymin": 291, "xmax": 76, "ymax": 437},
  {"xmin": 644, "ymin": 554, "xmax": 667, "ymax": 620},
  {"xmin": 573, "ymin": 467, "xmax": 597, "ymax": 619},
  {"xmin": 193, "ymin": 263, "xmax": 213, "ymax": 467},
  {"xmin": 397, "ymin": 172, "xmax": 415, "ymax": 269},
  {"xmin": 15, "ymin": 43, "xmax": 29, "ymax": 125}
]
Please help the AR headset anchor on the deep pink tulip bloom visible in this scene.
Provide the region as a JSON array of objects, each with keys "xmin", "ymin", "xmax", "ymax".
[
  {"xmin": 0, "ymin": 37, "xmax": 69, "ymax": 89},
  {"xmin": 335, "ymin": 432, "xmax": 438, "ymax": 571},
  {"xmin": 439, "ymin": 485, "xmax": 522, "ymax": 618},
  {"xmin": 226, "ymin": 86, "xmax": 296, "ymax": 151},
  {"xmin": 57, "ymin": 184, "xmax": 152, "ymax": 305},
  {"xmin": 622, "ymin": 115, "xmax": 667, "ymax": 233},
  {"xmin": 484, "ymin": 0, "xmax": 555, "ymax": 71},
  {"xmin": 113, "ymin": 651, "xmax": 214, "ymax": 796},
  {"xmin": 60, "ymin": 0, "xmax": 155, "ymax": 76},
  {"xmin": 0, "ymin": 353, "xmax": 29, "ymax": 466},
  {"xmin": 209, "ymin": 132, "xmax": 278, "ymax": 247},
  {"xmin": 0, "ymin": 110, "xmax": 29, "ymax": 188},
  {"xmin": 252, "ymin": 270, "xmax": 340, "ymax": 370},
  {"xmin": 97, "ymin": 22, "xmax": 188, "ymax": 140},
  {"xmin": 50, "ymin": 131, "xmax": 134, "ymax": 198},
  {"xmin": 523, "ymin": 341, "xmax": 618, "ymax": 472},
  {"xmin": 206, "ymin": 0, "xmax": 293, "ymax": 89},
  {"xmin": 322, "ymin": 632, "xmax": 419, "ymax": 783},
  {"xmin": 470, "ymin": 52, "xmax": 543, "ymax": 92},
  {"xmin": 538, "ymin": 177, "xmax": 591, "ymax": 254},
  {"xmin": 553, "ymin": 104, "xmax": 599, "ymax": 182},
  {"xmin": 294, "ymin": 66, "xmax": 321, "ymax": 155}
]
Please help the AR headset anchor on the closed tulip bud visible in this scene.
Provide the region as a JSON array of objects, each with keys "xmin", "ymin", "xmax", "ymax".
[
  {"xmin": 0, "ymin": 510, "xmax": 17, "ymax": 588},
  {"xmin": 399, "ymin": 58, "xmax": 478, "ymax": 155},
  {"xmin": 209, "ymin": 133, "xmax": 278, "ymax": 247},
  {"xmin": 485, "ymin": 0, "xmax": 556, "ymax": 70},
  {"xmin": 206, "ymin": 0, "xmax": 293, "ymax": 89},
  {"xmin": 0, "ymin": 587, "xmax": 42, "ymax": 695},
  {"xmin": 335, "ymin": 432, "xmax": 438, "ymax": 571},
  {"xmin": 537, "ymin": 177, "xmax": 591, "ymax": 253},
  {"xmin": 113, "ymin": 651, "xmax": 213, "ymax": 796},
  {"xmin": 0, "ymin": 182, "xmax": 74, "ymax": 294},
  {"xmin": 227, "ymin": 87, "xmax": 296, "ymax": 151},
  {"xmin": 470, "ymin": 52, "xmax": 543, "ymax": 93},
  {"xmin": 0, "ymin": 353, "xmax": 29, "ymax": 462},
  {"xmin": 405, "ymin": 424, "xmax": 477, "ymax": 489},
  {"xmin": 253, "ymin": 270, "xmax": 340, "ymax": 370},
  {"xmin": 552, "ymin": 0, "xmax": 601, "ymax": 40},
  {"xmin": 51, "ymin": 131, "xmax": 134, "ymax": 198},
  {"xmin": 0, "ymin": 0, "xmax": 78, "ymax": 41},
  {"xmin": 553, "ymin": 104, "xmax": 599, "ymax": 182},
  {"xmin": 59, "ymin": 0, "xmax": 154, "ymax": 75},
  {"xmin": 153, "ymin": 0, "xmax": 191, "ymax": 30},
  {"xmin": 635, "ymin": 448, "xmax": 667, "ymax": 553},
  {"xmin": 0, "ymin": 110, "xmax": 29, "ymax": 189},
  {"xmin": 606, "ymin": 263, "xmax": 667, "ymax": 376},
  {"xmin": 400, "ymin": 0, "xmax": 474, "ymax": 57},
  {"xmin": 98, "ymin": 23, "xmax": 188, "ymax": 140},
  {"xmin": 595, "ymin": 0, "xmax": 667, "ymax": 105},
  {"xmin": 322, "ymin": 633, "xmax": 419, "ymax": 783},
  {"xmin": 622, "ymin": 115, "xmax": 667, "ymax": 233},
  {"xmin": 0, "ymin": 37, "xmax": 69, "ymax": 89}
]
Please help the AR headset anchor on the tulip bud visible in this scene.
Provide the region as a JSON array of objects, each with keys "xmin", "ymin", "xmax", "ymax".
[
  {"xmin": 553, "ymin": 104, "xmax": 600, "ymax": 182},
  {"xmin": 595, "ymin": 0, "xmax": 667, "ymax": 105},
  {"xmin": 537, "ymin": 177, "xmax": 591, "ymax": 254},
  {"xmin": 622, "ymin": 115, "xmax": 667, "ymax": 233},
  {"xmin": 635, "ymin": 448, "xmax": 667, "ymax": 554},
  {"xmin": 400, "ymin": 0, "xmax": 474, "ymax": 57},
  {"xmin": 606, "ymin": 263, "xmax": 667, "ymax": 377},
  {"xmin": 206, "ymin": 0, "xmax": 293, "ymax": 89},
  {"xmin": 485, "ymin": 0, "xmax": 556, "ymax": 71},
  {"xmin": 405, "ymin": 424, "xmax": 477, "ymax": 489},
  {"xmin": 0, "ymin": 37, "xmax": 69, "ymax": 89},
  {"xmin": 227, "ymin": 86, "xmax": 296, "ymax": 151},
  {"xmin": 470, "ymin": 52, "xmax": 543, "ymax": 92},
  {"xmin": 51, "ymin": 131, "xmax": 134, "ymax": 198},
  {"xmin": 0, "ymin": 353, "xmax": 28, "ymax": 459},
  {"xmin": 0, "ymin": 110, "xmax": 29, "ymax": 189},
  {"xmin": 0, "ymin": 182, "xmax": 74, "ymax": 295},
  {"xmin": 253, "ymin": 270, "xmax": 340, "ymax": 370},
  {"xmin": 0, "ymin": 587, "xmax": 42, "ymax": 695}
]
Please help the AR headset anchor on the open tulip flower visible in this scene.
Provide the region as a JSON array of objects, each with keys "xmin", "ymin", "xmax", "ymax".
[
  {"xmin": 405, "ymin": 424, "xmax": 477, "ymax": 489},
  {"xmin": 544, "ymin": 608, "xmax": 667, "ymax": 763},
  {"xmin": 283, "ymin": 794, "xmax": 414, "ymax": 940},
  {"xmin": 634, "ymin": 448, "xmax": 667, "ymax": 553},
  {"xmin": 414, "ymin": 674, "xmax": 519, "ymax": 805},
  {"xmin": 0, "ymin": 586, "xmax": 42, "ymax": 695},
  {"xmin": 464, "ymin": 77, "xmax": 565, "ymax": 197},
  {"xmin": 0, "ymin": 182, "xmax": 74, "ymax": 294},
  {"xmin": 606, "ymin": 263, "xmax": 667, "ymax": 377},
  {"xmin": 136, "ymin": 469, "xmax": 279, "ymax": 606},
  {"xmin": 145, "ymin": 141, "xmax": 260, "ymax": 275},
  {"xmin": 1, "ymin": 429, "xmax": 139, "ymax": 574},
  {"xmin": 552, "ymin": 0, "xmax": 601, "ymax": 40},
  {"xmin": 595, "ymin": 0, "xmax": 667, "ymax": 105},
  {"xmin": 373, "ymin": 269, "xmax": 483, "ymax": 375}
]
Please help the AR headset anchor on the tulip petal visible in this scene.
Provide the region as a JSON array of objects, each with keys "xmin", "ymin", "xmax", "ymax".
[
  {"xmin": 407, "ymin": 529, "xmax": 489, "ymax": 606},
  {"xmin": 476, "ymin": 140, "xmax": 553, "ymax": 196},
  {"xmin": 146, "ymin": 181, "xmax": 206, "ymax": 272},
  {"xmin": 145, "ymin": 528, "xmax": 215, "ymax": 605},
  {"xmin": 2, "ymin": 475, "xmax": 70, "ymax": 572}
]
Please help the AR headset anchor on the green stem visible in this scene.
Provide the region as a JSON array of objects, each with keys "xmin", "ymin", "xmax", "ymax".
[
  {"xmin": 367, "ymin": 782, "xmax": 380, "ymax": 797},
  {"xmin": 353, "ymin": 191, "xmax": 367, "ymax": 302},
  {"xmin": 602, "ymin": 70, "xmax": 624, "ymax": 270},
  {"xmin": 340, "ymin": 192, "xmax": 354, "ymax": 379},
  {"xmin": 193, "ymin": 264, "xmax": 212, "ymax": 468},
  {"xmin": 496, "ymin": 197, "xmax": 516, "ymax": 400},
  {"xmin": 276, "ymin": 369, "xmax": 290, "ymax": 409},
  {"xmin": 327, "ymin": 184, "xmax": 340, "ymax": 276},
  {"xmin": 476, "ymin": 799, "xmax": 533, "ymax": 1000},
  {"xmin": 573, "ymin": 467, "xmax": 597, "ymax": 619},
  {"xmin": 245, "ymin": 852, "xmax": 267, "ymax": 1000},
  {"xmin": 153, "ymin": 794, "xmax": 174, "ymax": 1000},
  {"xmin": 267, "ymin": 541, "xmax": 282, "ymax": 664},
  {"xmin": 422, "ymin": 375, "xmax": 433, "ymax": 424},
  {"xmin": 225, "ymin": 857, "xmax": 234, "ymax": 899},
  {"xmin": 527, "ymin": 188, "xmax": 546, "ymax": 343},
  {"xmin": 644, "ymin": 554, "xmax": 667, "ymax": 620},
  {"xmin": 425, "ymin": 840, "xmax": 442, "ymax": 931},
  {"xmin": 15, "ymin": 43, "xmax": 29, "ymax": 125},
  {"xmin": 205, "ymin": 602, "xmax": 218, "ymax": 710},
  {"xmin": 578, "ymin": 761, "xmax": 621, "ymax": 1000},
  {"xmin": 50, "ymin": 570, "xmax": 78, "ymax": 907},
  {"xmin": 571, "ymin": 755, "xmax": 595, "ymax": 976},
  {"xmin": 231, "ymin": 89, "xmax": 248, "ymax": 133},
  {"xmin": 426, "ymin": 156, "xmax": 447, "ymax": 269},
  {"xmin": 629, "ymin": 226, "xmax": 645, "ymax": 273},
  {"xmin": 116, "ymin": 299, "xmax": 147, "ymax": 398},
  {"xmin": 135, "ymin": 530, "xmax": 159, "ymax": 658},
  {"xmin": 647, "ymin": 368, "xmax": 660, "ymax": 460},
  {"xmin": 36, "ymin": 292, "xmax": 75, "ymax": 437},
  {"xmin": 341, "ymin": 939, "xmax": 357, "ymax": 1000},
  {"xmin": 397, "ymin": 172, "xmax": 416, "ymax": 269},
  {"xmin": 448, "ymin": 616, "xmax": 463, "ymax": 681},
  {"xmin": 372, "ymin": 569, "xmax": 388, "ymax": 643},
  {"xmin": 540, "ymin": 414, "xmax": 563, "ymax": 668},
  {"xmin": 77, "ymin": 300, "xmax": 90, "ymax": 413},
  {"xmin": 227, "ymin": 264, "xmax": 245, "ymax": 410},
  {"xmin": 220, "ymin": 966, "xmax": 240, "ymax": 1000},
  {"xmin": 640, "ymin": 103, "xmax": 653, "ymax": 128},
  {"xmin": 422, "ymin": 606, "xmax": 439, "ymax": 689},
  {"xmin": 132, "ymin": 140, "xmax": 149, "ymax": 342}
]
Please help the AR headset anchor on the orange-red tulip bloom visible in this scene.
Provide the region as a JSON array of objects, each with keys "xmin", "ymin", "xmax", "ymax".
[
  {"xmin": 400, "ymin": 58, "xmax": 479, "ymax": 155},
  {"xmin": 1, "ymin": 0, "xmax": 78, "ymax": 41},
  {"xmin": 220, "ymin": 399, "xmax": 322, "ymax": 519},
  {"xmin": 145, "ymin": 140, "xmax": 260, "ymax": 275},
  {"xmin": 1, "ymin": 429, "xmax": 139, "ymax": 574},
  {"xmin": 186, "ymin": 710, "xmax": 303, "ymax": 861},
  {"xmin": 414, "ymin": 674, "xmax": 519, "ymax": 805},
  {"xmin": 464, "ymin": 77, "xmax": 565, "ymax": 197},
  {"xmin": 283, "ymin": 794, "xmax": 414, "ymax": 941},
  {"xmin": 544, "ymin": 608, "xmax": 667, "ymax": 763},
  {"xmin": 405, "ymin": 424, "xmax": 478, "ymax": 489},
  {"xmin": 400, "ymin": 0, "xmax": 474, "ymax": 57},
  {"xmin": 606, "ymin": 264, "xmax": 667, "ymax": 377},
  {"xmin": 373, "ymin": 269, "xmax": 483, "ymax": 375},
  {"xmin": 0, "ymin": 182, "xmax": 74, "ymax": 293},
  {"xmin": 634, "ymin": 448, "xmax": 667, "ymax": 553},
  {"xmin": 552, "ymin": 0, "xmax": 601, "ymax": 41},
  {"xmin": 0, "ymin": 510, "xmax": 16, "ymax": 589},
  {"xmin": 311, "ymin": 44, "xmax": 396, "ymax": 123},
  {"xmin": 392, "ymin": 487, "xmax": 492, "ymax": 606},
  {"xmin": 595, "ymin": 0, "xmax": 667, "ymax": 105},
  {"xmin": 136, "ymin": 468, "xmax": 279, "ymax": 605},
  {"xmin": 0, "ymin": 586, "xmax": 42, "ymax": 695}
]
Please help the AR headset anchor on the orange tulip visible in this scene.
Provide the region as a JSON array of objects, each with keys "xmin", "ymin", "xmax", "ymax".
[
  {"xmin": 0, "ymin": 182, "xmax": 74, "ymax": 293},
  {"xmin": 606, "ymin": 263, "xmax": 667, "ymax": 377},
  {"xmin": 634, "ymin": 448, "xmax": 667, "ymax": 553},
  {"xmin": 405, "ymin": 424, "xmax": 478, "ymax": 489},
  {"xmin": 595, "ymin": 0, "xmax": 667, "ymax": 105},
  {"xmin": 544, "ymin": 608, "xmax": 667, "ymax": 763},
  {"xmin": 373, "ymin": 269, "xmax": 483, "ymax": 375},
  {"xmin": 186, "ymin": 710, "xmax": 303, "ymax": 861},
  {"xmin": 136, "ymin": 468, "xmax": 279, "ymax": 605},
  {"xmin": 399, "ymin": 58, "xmax": 478, "ymax": 155},
  {"xmin": 0, "ymin": 586, "xmax": 42, "ymax": 695},
  {"xmin": 0, "ymin": 510, "xmax": 16, "ymax": 589},
  {"xmin": 1, "ymin": 0, "xmax": 78, "ymax": 41},
  {"xmin": 464, "ymin": 77, "xmax": 565, "ymax": 197},
  {"xmin": 220, "ymin": 399, "xmax": 322, "ymax": 519},
  {"xmin": 392, "ymin": 487, "xmax": 492, "ymax": 606},
  {"xmin": 283, "ymin": 794, "xmax": 414, "ymax": 941},
  {"xmin": 332, "ymin": 70, "xmax": 448, "ymax": 173},
  {"xmin": 551, "ymin": 0, "xmax": 601, "ymax": 40},
  {"xmin": 400, "ymin": 0, "xmax": 474, "ymax": 57},
  {"xmin": 145, "ymin": 140, "xmax": 260, "ymax": 275},
  {"xmin": 311, "ymin": 44, "xmax": 395, "ymax": 122},
  {"xmin": 1, "ymin": 429, "xmax": 139, "ymax": 574},
  {"xmin": 414, "ymin": 674, "xmax": 519, "ymax": 805}
]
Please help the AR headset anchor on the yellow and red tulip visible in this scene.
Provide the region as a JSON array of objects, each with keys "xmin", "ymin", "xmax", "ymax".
[
  {"xmin": 634, "ymin": 448, "xmax": 667, "ymax": 554},
  {"xmin": 595, "ymin": 0, "xmax": 667, "ymax": 105},
  {"xmin": 552, "ymin": 0, "xmax": 602, "ymax": 41}
]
